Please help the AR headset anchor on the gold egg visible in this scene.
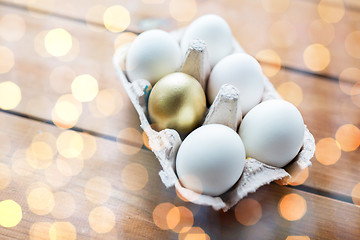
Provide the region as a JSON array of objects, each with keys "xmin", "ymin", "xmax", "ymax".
[{"xmin": 148, "ymin": 72, "xmax": 206, "ymax": 136}]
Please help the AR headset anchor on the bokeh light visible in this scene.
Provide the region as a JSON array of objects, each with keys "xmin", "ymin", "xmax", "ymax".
[
  {"xmin": 51, "ymin": 192, "xmax": 76, "ymax": 219},
  {"xmin": 53, "ymin": 99, "xmax": 80, "ymax": 127},
  {"xmin": 288, "ymin": 167, "xmax": 309, "ymax": 186},
  {"xmin": 256, "ymin": 49, "xmax": 282, "ymax": 77},
  {"xmin": 56, "ymin": 130, "xmax": 84, "ymax": 158},
  {"xmin": 261, "ymin": 0, "xmax": 290, "ymax": 13},
  {"xmin": 175, "ymin": 188, "xmax": 191, "ymax": 202},
  {"xmin": 269, "ymin": 20, "xmax": 296, "ymax": 48},
  {"xmin": 50, "ymin": 66, "xmax": 76, "ymax": 94},
  {"xmin": 103, "ymin": 5, "xmax": 131, "ymax": 33},
  {"xmin": 81, "ymin": 133, "xmax": 97, "ymax": 160},
  {"xmin": 56, "ymin": 155, "xmax": 84, "ymax": 177},
  {"xmin": 29, "ymin": 141, "xmax": 53, "ymax": 161},
  {"xmin": 34, "ymin": 31, "xmax": 50, "ymax": 58},
  {"xmin": 335, "ymin": 124, "xmax": 360, "ymax": 152},
  {"xmin": 339, "ymin": 67, "xmax": 360, "ymax": 96},
  {"xmin": 29, "ymin": 222, "xmax": 52, "ymax": 240},
  {"xmin": 0, "ymin": 47, "xmax": 15, "ymax": 74},
  {"xmin": 166, "ymin": 206, "xmax": 180, "ymax": 230},
  {"xmin": 117, "ymin": 128, "xmax": 143, "ymax": 155},
  {"xmin": 169, "ymin": 0, "xmax": 197, "ymax": 22},
  {"xmin": 277, "ymin": 81, "xmax": 303, "ymax": 106},
  {"xmin": 142, "ymin": 129, "xmax": 151, "ymax": 150},
  {"xmin": 44, "ymin": 28, "xmax": 73, "ymax": 57},
  {"xmin": 315, "ymin": 137, "xmax": 341, "ymax": 165},
  {"xmin": 52, "ymin": 94, "xmax": 82, "ymax": 129},
  {"xmin": 153, "ymin": 202, "xmax": 181, "ymax": 230},
  {"xmin": 49, "ymin": 222, "xmax": 77, "ymax": 240},
  {"xmin": 286, "ymin": 237, "xmax": 310, "ymax": 240},
  {"xmin": 121, "ymin": 163, "xmax": 148, "ymax": 191},
  {"xmin": 58, "ymin": 36, "xmax": 80, "ymax": 62},
  {"xmin": 178, "ymin": 227, "xmax": 210, "ymax": 240},
  {"xmin": 317, "ymin": 0, "xmax": 345, "ymax": 23},
  {"xmin": 32, "ymin": 132, "xmax": 57, "ymax": 152},
  {"xmin": 345, "ymin": 31, "xmax": 360, "ymax": 59},
  {"xmin": 303, "ymin": 44, "xmax": 330, "ymax": 71},
  {"xmin": 308, "ymin": 19, "xmax": 335, "ymax": 46},
  {"xmin": 89, "ymin": 88, "xmax": 124, "ymax": 117},
  {"xmin": 71, "ymin": 74, "xmax": 99, "ymax": 102},
  {"xmin": 27, "ymin": 186, "xmax": 55, "ymax": 215},
  {"xmin": 0, "ymin": 81, "xmax": 21, "ymax": 110},
  {"xmin": 114, "ymin": 32, "xmax": 137, "ymax": 50},
  {"xmin": 89, "ymin": 206, "xmax": 116, "ymax": 234},
  {"xmin": 0, "ymin": 14, "xmax": 26, "ymax": 42},
  {"xmin": 235, "ymin": 198, "xmax": 262, "ymax": 226},
  {"xmin": 0, "ymin": 200, "xmax": 22, "ymax": 227},
  {"xmin": 278, "ymin": 193, "xmax": 307, "ymax": 221},
  {"xmin": 351, "ymin": 183, "xmax": 360, "ymax": 206},
  {"xmin": 27, "ymin": 141, "xmax": 54, "ymax": 169},
  {"xmin": 85, "ymin": 177, "xmax": 112, "ymax": 204},
  {"xmin": 168, "ymin": 206, "xmax": 193, "ymax": 233}
]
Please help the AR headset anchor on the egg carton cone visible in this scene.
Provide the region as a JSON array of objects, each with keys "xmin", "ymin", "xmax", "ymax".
[{"xmin": 112, "ymin": 28, "xmax": 315, "ymax": 211}]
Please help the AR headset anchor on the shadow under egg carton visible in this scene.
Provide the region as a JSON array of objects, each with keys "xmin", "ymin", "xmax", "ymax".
[{"xmin": 112, "ymin": 29, "xmax": 315, "ymax": 211}]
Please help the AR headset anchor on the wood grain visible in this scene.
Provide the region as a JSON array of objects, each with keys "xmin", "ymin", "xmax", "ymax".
[
  {"xmin": 0, "ymin": 5, "xmax": 142, "ymax": 135},
  {"xmin": 2, "ymin": 0, "xmax": 360, "ymax": 77},
  {"xmin": 0, "ymin": 2, "xmax": 360, "ymax": 239},
  {"xmin": 269, "ymin": 69, "xmax": 360, "ymax": 199},
  {"xmin": 1, "ymin": 111, "xmax": 360, "ymax": 239},
  {"xmin": 0, "ymin": 4, "xmax": 359, "ymax": 200}
]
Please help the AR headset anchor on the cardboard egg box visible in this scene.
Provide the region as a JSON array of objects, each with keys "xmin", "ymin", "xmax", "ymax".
[{"xmin": 113, "ymin": 28, "xmax": 315, "ymax": 211}]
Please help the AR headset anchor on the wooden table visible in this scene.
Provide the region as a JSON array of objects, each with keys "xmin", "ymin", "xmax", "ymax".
[{"xmin": 0, "ymin": 0, "xmax": 359, "ymax": 239}]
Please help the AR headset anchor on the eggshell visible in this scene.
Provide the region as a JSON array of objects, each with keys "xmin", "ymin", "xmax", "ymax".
[
  {"xmin": 181, "ymin": 14, "xmax": 233, "ymax": 67},
  {"xmin": 239, "ymin": 100, "xmax": 305, "ymax": 168},
  {"xmin": 207, "ymin": 53, "xmax": 265, "ymax": 115},
  {"xmin": 148, "ymin": 72, "xmax": 206, "ymax": 136},
  {"xmin": 176, "ymin": 124, "xmax": 246, "ymax": 196},
  {"xmin": 126, "ymin": 29, "xmax": 181, "ymax": 85},
  {"xmin": 113, "ymin": 25, "xmax": 315, "ymax": 211}
]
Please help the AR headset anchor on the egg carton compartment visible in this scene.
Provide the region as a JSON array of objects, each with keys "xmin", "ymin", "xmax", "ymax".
[{"xmin": 112, "ymin": 28, "xmax": 315, "ymax": 211}]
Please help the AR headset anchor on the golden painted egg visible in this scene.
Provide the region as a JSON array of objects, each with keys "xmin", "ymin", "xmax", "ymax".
[{"xmin": 148, "ymin": 72, "xmax": 206, "ymax": 136}]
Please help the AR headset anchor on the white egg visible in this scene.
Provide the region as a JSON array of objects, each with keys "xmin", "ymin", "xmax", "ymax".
[
  {"xmin": 181, "ymin": 14, "xmax": 233, "ymax": 67},
  {"xmin": 126, "ymin": 29, "xmax": 181, "ymax": 85},
  {"xmin": 176, "ymin": 124, "xmax": 245, "ymax": 196},
  {"xmin": 207, "ymin": 53, "xmax": 265, "ymax": 115},
  {"xmin": 239, "ymin": 100, "xmax": 305, "ymax": 168}
]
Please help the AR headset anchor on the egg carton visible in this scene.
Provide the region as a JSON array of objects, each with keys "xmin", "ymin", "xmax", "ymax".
[{"xmin": 112, "ymin": 28, "xmax": 315, "ymax": 211}]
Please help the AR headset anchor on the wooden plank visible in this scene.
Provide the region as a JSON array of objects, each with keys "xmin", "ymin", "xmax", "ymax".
[
  {"xmin": 0, "ymin": 5, "xmax": 359, "ymax": 200},
  {"xmin": 1, "ymin": 111, "xmax": 360, "ymax": 239},
  {"xmin": 0, "ymin": 111, "xmax": 178, "ymax": 240},
  {"xmin": 0, "ymin": 5, "xmax": 142, "ymax": 136},
  {"xmin": 269, "ymin": 68, "xmax": 360, "ymax": 199},
  {"xmin": 2, "ymin": 0, "xmax": 360, "ymax": 77}
]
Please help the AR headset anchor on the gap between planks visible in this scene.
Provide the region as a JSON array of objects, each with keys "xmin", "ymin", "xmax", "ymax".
[
  {"xmin": 0, "ymin": 1, "xmax": 352, "ymax": 84},
  {"xmin": 0, "ymin": 108, "xmax": 355, "ymax": 206},
  {"xmin": 0, "ymin": 0, "xmax": 355, "ymax": 207}
]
